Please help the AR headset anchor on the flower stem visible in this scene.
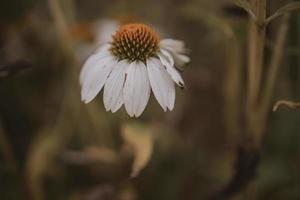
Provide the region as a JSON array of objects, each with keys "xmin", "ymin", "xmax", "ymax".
[
  {"xmin": 246, "ymin": 0, "xmax": 267, "ymax": 149},
  {"xmin": 244, "ymin": 1, "xmax": 267, "ymax": 199},
  {"xmin": 247, "ymin": 0, "xmax": 267, "ymax": 110}
]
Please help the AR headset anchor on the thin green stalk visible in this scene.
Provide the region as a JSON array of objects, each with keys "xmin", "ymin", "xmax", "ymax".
[
  {"xmin": 246, "ymin": 0, "xmax": 267, "ymax": 149},
  {"xmin": 244, "ymin": 1, "xmax": 267, "ymax": 198},
  {"xmin": 260, "ymin": 15, "xmax": 290, "ymax": 117},
  {"xmin": 247, "ymin": 0, "xmax": 267, "ymax": 109}
]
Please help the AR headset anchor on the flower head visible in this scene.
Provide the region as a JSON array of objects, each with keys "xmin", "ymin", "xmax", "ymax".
[
  {"xmin": 110, "ymin": 23, "xmax": 159, "ymax": 62},
  {"xmin": 80, "ymin": 23, "xmax": 190, "ymax": 117}
]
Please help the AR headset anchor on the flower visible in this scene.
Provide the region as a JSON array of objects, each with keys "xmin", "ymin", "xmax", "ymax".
[{"xmin": 80, "ymin": 23, "xmax": 190, "ymax": 117}]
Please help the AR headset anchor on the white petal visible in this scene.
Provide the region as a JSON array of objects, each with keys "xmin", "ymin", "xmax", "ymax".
[
  {"xmin": 110, "ymin": 87, "xmax": 124, "ymax": 113},
  {"xmin": 158, "ymin": 49, "xmax": 174, "ymax": 67},
  {"xmin": 158, "ymin": 50, "xmax": 185, "ymax": 88},
  {"xmin": 173, "ymin": 53, "xmax": 190, "ymax": 68},
  {"xmin": 147, "ymin": 58, "xmax": 175, "ymax": 111},
  {"xmin": 80, "ymin": 44, "xmax": 111, "ymax": 84},
  {"xmin": 123, "ymin": 63, "xmax": 137, "ymax": 117},
  {"xmin": 103, "ymin": 60, "xmax": 128, "ymax": 112},
  {"xmin": 123, "ymin": 61, "xmax": 150, "ymax": 117},
  {"xmin": 80, "ymin": 57, "xmax": 115, "ymax": 103},
  {"xmin": 160, "ymin": 39, "xmax": 185, "ymax": 54},
  {"xmin": 134, "ymin": 64, "xmax": 151, "ymax": 116},
  {"xmin": 160, "ymin": 39, "xmax": 190, "ymax": 68}
]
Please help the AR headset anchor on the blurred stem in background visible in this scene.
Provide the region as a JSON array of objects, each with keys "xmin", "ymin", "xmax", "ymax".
[
  {"xmin": 183, "ymin": 1, "xmax": 293, "ymax": 199},
  {"xmin": 221, "ymin": 0, "xmax": 297, "ymax": 199},
  {"xmin": 260, "ymin": 14, "xmax": 290, "ymax": 116},
  {"xmin": 242, "ymin": 0, "xmax": 268, "ymax": 197},
  {"xmin": 245, "ymin": 0, "xmax": 294, "ymax": 148},
  {"xmin": 26, "ymin": 1, "xmax": 117, "ymax": 199},
  {"xmin": 245, "ymin": 0, "xmax": 290, "ymax": 160},
  {"xmin": 245, "ymin": 0, "xmax": 290, "ymax": 199},
  {"xmin": 247, "ymin": 0, "xmax": 266, "ymax": 115},
  {"xmin": 271, "ymin": 0, "xmax": 300, "ymax": 112},
  {"xmin": 26, "ymin": 0, "xmax": 80, "ymax": 199},
  {"xmin": 26, "ymin": 0, "xmax": 85, "ymax": 200}
]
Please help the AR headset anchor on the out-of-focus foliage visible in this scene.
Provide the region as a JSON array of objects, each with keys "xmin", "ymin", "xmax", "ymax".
[{"xmin": 0, "ymin": 0, "xmax": 300, "ymax": 200}]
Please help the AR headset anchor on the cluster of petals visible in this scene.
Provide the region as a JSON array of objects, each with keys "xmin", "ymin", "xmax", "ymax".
[{"xmin": 80, "ymin": 24, "xmax": 190, "ymax": 117}]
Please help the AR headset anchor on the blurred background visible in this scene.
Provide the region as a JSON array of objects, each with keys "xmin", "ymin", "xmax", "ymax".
[{"xmin": 0, "ymin": 0, "xmax": 300, "ymax": 199}]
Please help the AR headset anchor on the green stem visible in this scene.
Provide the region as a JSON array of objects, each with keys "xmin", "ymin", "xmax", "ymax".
[
  {"xmin": 247, "ymin": 0, "xmax": 267, "ymax": 109},
  {"xmin": 260, "ymin": 15, "xmax": 290, "ymax": 116},
  {"xmin": 246, "ymin": 0, "xmax": 267, "ymax": 149}
]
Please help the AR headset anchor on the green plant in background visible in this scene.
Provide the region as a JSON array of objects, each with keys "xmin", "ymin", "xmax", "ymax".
[{"xmin": 224, "ymin": 0, "xmax": 300, "ymax": 198}]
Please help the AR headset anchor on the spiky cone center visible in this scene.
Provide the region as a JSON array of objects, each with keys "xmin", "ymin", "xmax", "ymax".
[{"xmin": 110, "ymin": 23, "xmax": 160, "ymax": 62}]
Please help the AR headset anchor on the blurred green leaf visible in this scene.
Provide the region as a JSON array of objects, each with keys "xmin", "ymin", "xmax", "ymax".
[{"xmin": 266, "ymin": 2, "xmax": 300, "ymax": 25}]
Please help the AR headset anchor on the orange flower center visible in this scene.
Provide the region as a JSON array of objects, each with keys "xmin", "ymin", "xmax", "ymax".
[{"xmin": 110, "ymin": 23, "xmax": 160, "ymax": 62}]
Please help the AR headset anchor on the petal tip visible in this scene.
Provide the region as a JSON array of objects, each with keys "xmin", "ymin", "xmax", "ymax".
[
  {"xmin": 134, "ymin": 112, "xmax": 142, "ymax": 118},
  {"xmin": 81, "ymin": 97, "xmax": 91, "ymax": 104},
  {"xmin": 104, "ymin": 104, "xmax": 111, "ymax": 111},
  {"xmin": 167, "ymin": 106, "xmax": 174, "ymax": 111},
  {"xmin": 178, "ymin": 81, "xmax": 185, "ymax": 88}
]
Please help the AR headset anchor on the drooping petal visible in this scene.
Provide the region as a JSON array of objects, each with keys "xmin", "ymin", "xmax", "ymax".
[
  {"xmin": 123, "ymin": 61, "xmax": 151, "ymax": 117},
  {"xmin": 159, "ymin": 39, "xmax": 190, "ymax": 68},
  {"xmin": 103, "ymin": 60, "xmax": 128, "ymax": 112},
  {"xmin": 80, "ymin": 56, "xmax": 116, "ymax": 104},
  {"xmin": 160, "ymin": 39, "xmax": 185, "ymax": 54},
  {"xmin": 158, "ymin": 49, "xmax": 174, "ymax": 67},
  {"xmin": 147, "ymin": 58, "xmax": 175, "ymax": 111},
  {"xmin": 158, "ymin": 50, "xmax": 185, "ymax": 88},
  {"xmin": 172, "ymin": 53, "xmax": 190, "ymax": 68}
]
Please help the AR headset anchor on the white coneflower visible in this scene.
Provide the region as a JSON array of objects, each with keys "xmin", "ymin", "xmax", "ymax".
[{"xmin": 80, "ymin": 23, "xmax": 190, "ymax": 117}]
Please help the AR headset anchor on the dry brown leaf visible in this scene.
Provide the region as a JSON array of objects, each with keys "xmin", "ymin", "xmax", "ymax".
[{"xmin": 121, "ymin": 123, "xmax": 153, "ymax": 178}]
